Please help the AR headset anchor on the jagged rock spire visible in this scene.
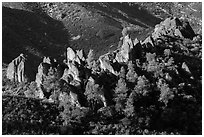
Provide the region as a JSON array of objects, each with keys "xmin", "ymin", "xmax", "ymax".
[{"xmin": 6, "ymin": 53, "xmax": 26, "ymax": 83}]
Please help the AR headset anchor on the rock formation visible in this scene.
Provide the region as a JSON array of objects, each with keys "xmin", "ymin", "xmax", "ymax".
[
  {"xmin": 67, "ymin": 61, "xmax": 81, "ymax": 82},
  {"xmin": 99, "ymin": 54, "xmax": 117, "ymax": 75},
  {"xmin": 141, "ymin": 36, "xmax": 154, "ymax": 48},
  {"xmin": 5, "ymin": 16, "xmax": 200, "ymax": 110},
  {"xmin": 152, "ymin": 17, "xmax": 195, "ymax": 40},
  {"xmin": 35, "ymin": 61, "xmax": 52, "ymax": 99},
  {"xmin": 67, "ymin": 47, "xmax": 81, "ymax": 65},
  {"xmin": 115, "ymin": 35, "xmax": 135, "ymax": 63},
  {"xmin": 6, "ymin": 54, "xmax": 26, "ymax": 83},
  {"xmin": 76, "ymin": 49, "xmax": 85, "ymax": 61},
  {"xmin": 43, "ymin": 56, "xmax": 51, "ymax": 64}
]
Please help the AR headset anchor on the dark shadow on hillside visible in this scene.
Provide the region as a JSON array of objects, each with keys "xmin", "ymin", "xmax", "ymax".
[
  {"xmin": 80, "ymin": 2, "xmax": 162, "ymax": 28},
  {"xmin": 2, "ymin": 6, "xmax": 70, "ymax": 81}
]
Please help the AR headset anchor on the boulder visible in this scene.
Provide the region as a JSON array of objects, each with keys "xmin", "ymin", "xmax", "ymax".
[{"xmin": 6, "ymin": 54, "xmax": 26, "ymax": 83}]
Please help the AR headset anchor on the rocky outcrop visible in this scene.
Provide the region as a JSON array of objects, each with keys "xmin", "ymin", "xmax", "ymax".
[
  {"xmin": 76, "ymin": 49, "xmax": 85, "ymax": 61},
  {"xmin": 152, "ymin": 17, "xmax": 195, "ymax": 40},
  {"xmin": 96, "ymin": 33, "xmax": 142, "ymax": 75},
  {"xmin": 115, "ymin": 35, "xmax": 134, "ymax": 63},
  {"xmin": 67, "ymin": 47, "xmax": 81, "ymax": 65},
  {"xmin": 60, "ymin": 47, "xmax": 84, "ymax": 88},
  {"xmin": 61, "ymin": 66, "xmax": 81, "ymax": 89},
  {"xmin": 67, "ymin": 61, "xmax": 81, "ymax": 82},
  {"xmin": 43, "ymin": 57, "xmax": 51, "ymax": 64},
  {"xmin": 115, "ymin": 35, "xmax": 141, "ymax": 63},
  {"xmin": 35, "ymin": 61, "xmax": 52, "ymax": 99},
  {"xmin": 6, "ymin": 54, "xmax": 26, "ymax": 83},
  {"xmin": 99, "ymin": 54, "xmax": 117, "ymax": 75},
  {"xmin": 141, "ymin": 36, "xmax": 154, "ymax": 48}
]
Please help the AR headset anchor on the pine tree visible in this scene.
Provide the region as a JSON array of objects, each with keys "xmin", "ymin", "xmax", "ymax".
[
  {"xmin": 124, "ymin": 91, "xmax": 135, "ymax": 117},
  {"xmin": 157, "ymin": 78, "xmax": 174, "ymax": 106},
  {"xmin": 126, "ymin": 61, "xmax": 138, "ymax": 83},
  {"xmin": 114, "ymin": 77, "xmax": 129, "ymax": 113},
  {"xmin": 134, "ymin": 75, "xmax": 150, "ymax": 96},
  {"xmin": 84, "ymin": 79, "xmax": 105, "ymax": 109},
  {"xmin": 119, "ymin": 66, "xmax": 126, "ymax": 79},
  {"xmin": 42, "ymin": 67, "xmax": 60, "ymax": 99}
]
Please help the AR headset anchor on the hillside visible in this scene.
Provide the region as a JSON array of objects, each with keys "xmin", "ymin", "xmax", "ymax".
[
  {"xmin": 2, "ymin": 2, "xmax": 202, "ymax": 135},
  {"xmin": 3, "ymin": 2, "xmax": 201, "ymax": 64}
]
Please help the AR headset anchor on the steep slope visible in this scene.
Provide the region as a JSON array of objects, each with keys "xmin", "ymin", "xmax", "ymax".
[
  {"xmin": 2, "ymin": 2, "xmax": 162, "ymax": 65},
  {"xmin": 2, "ymin": 2, "xmax": 202, "ymax": 77},
  {"xmin": 2, "ymin": 5, "xmax": 70, "ymax": 78}
]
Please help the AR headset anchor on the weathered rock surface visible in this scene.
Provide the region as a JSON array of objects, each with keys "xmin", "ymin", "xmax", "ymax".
[
  {"xmin": 67, "ymin": 47, "xmax": 81, "ymax": 65},
  {"xmin": 43, "ymin": 57, "xmax": 51, "ymax": 64},
  {"xmin": 35, "ymin": 61, "xmax": 52, "ymax": 99},
  {"xmin": 99, "ymin": 55, "xmax": 117, "ymax": 75},
  {"xmin": 152, "ymin": 17, "xmax": 195, "ymax": 40},
  {"xmin": 76, "ymin": 49, "xmax": 85, "ymax": 61},
  {"xmin": 115, "ymin": 35, "xmax": 137, "ymax": 63},
  {"xmin": 141, "ymin": 36, "xmax": 154, "ymax": 48},
  {"xmin": 6, "ymin": 54, "xmax": 26, "ymax": 83},
  {"xmin": 66, "ymin": 61, "xmax": 81, "ymax": 82}
]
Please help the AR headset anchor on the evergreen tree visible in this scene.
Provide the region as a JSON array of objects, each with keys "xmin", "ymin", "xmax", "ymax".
[
  {"xmin": 42, "ymin": 67, "xmax": 60, "ymax": 99},
  {"xmin": 114, "ymin": 77, "xmax": 129, "ymax": 113},
  {"xmin": 119, "ymin": 66, "xmax": 126, "ymax": 79},
  {"xmin": 126, "ymin": 61, "xmax": 138, "ymax": 83},
  {"xmin": 157, "ymin": 78, "xmax": 174, "ymax": 106},
  {"xmin": 84, "ymin": 79, "xmax": 105, "ymax": 109},
  {"xmin": 134, "ymin": 75, "xmax": 150, "ymax": 96},
  {"xmin": 124, "ymin": 91, "xmax": 135, "ymax": 117}
]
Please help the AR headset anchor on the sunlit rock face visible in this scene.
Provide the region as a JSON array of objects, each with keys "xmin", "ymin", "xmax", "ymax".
[
  {"xmin": 152, "ymin": 17, "xmax": 195, "ymax": 40},
  {"xmin": 6, "ymin": 54, "xmax": 27, "ymax": 83}
]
